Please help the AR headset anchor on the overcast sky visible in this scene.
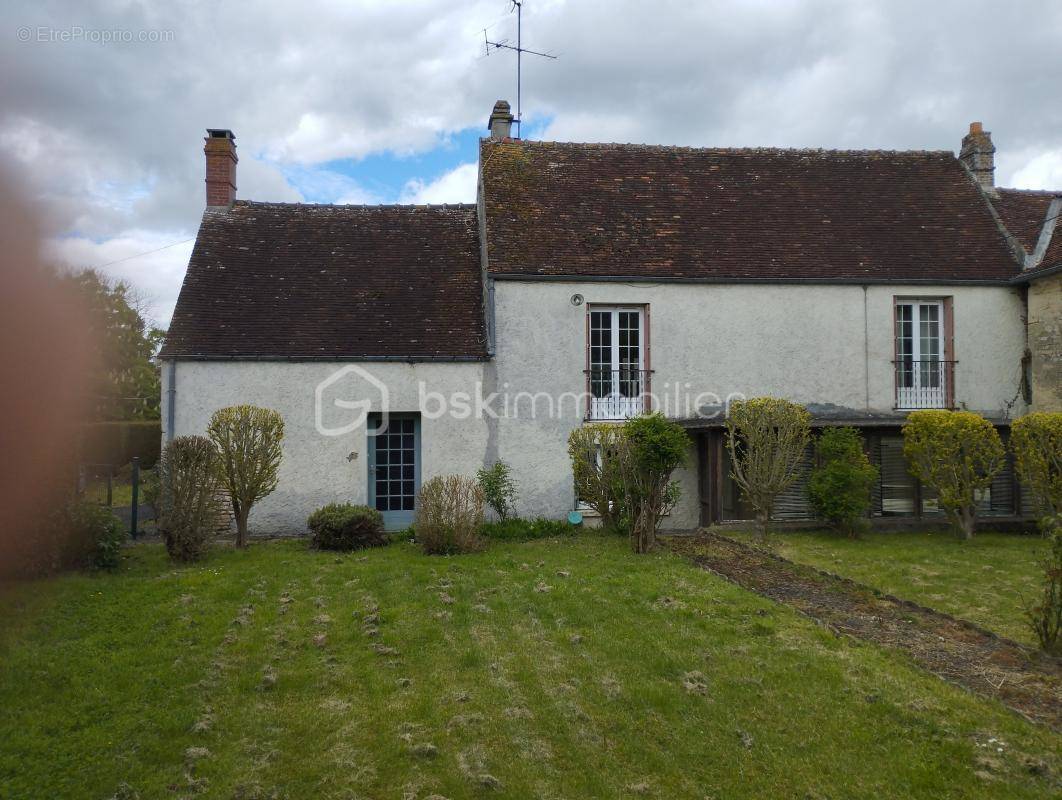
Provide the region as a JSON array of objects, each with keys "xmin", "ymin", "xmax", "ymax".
[{"xmin": 3, "ymin": 0, "xmax": 1061, "ymax": 327}]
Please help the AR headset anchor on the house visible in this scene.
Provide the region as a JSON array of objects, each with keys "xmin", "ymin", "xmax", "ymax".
[{"xmin": 160, "ymin": 104, "xmax": 1061, "ymax": 533}]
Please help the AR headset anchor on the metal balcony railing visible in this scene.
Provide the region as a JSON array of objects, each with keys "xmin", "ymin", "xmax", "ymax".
[
  {"xmin": 585, "ymin": 367, "xmax": 651, "ymax": 420},
  {"xmin": 894, "ymin": 359, "xmax": 956, "ymax": 409}
]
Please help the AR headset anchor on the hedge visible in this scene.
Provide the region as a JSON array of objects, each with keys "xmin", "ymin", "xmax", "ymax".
[{"xmin": 79, "ymin": 421, "xmax": 162, "ymax": 468}]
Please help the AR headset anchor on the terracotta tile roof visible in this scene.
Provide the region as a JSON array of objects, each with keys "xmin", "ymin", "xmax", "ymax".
[
  {"xmin": 480, "ymin": 140, "xmax": 1020, "ymax": 282},
  {"xmin": 991, "ymin": 188, "xmax": 1057, "ymax": 252},
  {"xmin": 161, "ymin": 201, "xmax": 486, "ymax": 360}
]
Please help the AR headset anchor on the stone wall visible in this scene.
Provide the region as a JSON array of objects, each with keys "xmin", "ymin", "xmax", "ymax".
[{"xmin": 1028, "ymin": 272, "xmax": 1062, "ymax": 412}]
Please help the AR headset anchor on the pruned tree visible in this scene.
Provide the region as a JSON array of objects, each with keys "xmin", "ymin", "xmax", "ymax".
[
  {"xmin": 207, "ymin": 405, "xmax": 284, "ymax": 547},
  {"xmin": 726, "ymin": 397, "xmax": 812, "ymax": 541},
  {"xmin": 902, "ymin": 410, "xmax": 1004, "ymax": 540},
  {"xmin": 568, "ymin": 423, "xmax": 627, "ymax": 530},
  {"xmin": 1011, "ymin": 412, "xmax": 1062, "ymax": 534},
  {"xmin": 617, "ymin": 414, "xmax": 690, "ymax": 553}
]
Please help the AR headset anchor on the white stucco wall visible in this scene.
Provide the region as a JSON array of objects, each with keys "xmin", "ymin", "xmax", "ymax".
[
  {"xmin": 490, "ymin": 280, "xmax": 1028, "ymax": 528},
  {"xmin": 163, "ymin": 361, "xmax": 488, "ymax": 533},
  {"xmin": 164, "ymin": 281, "xmax": 1027, "ymax": 534}
]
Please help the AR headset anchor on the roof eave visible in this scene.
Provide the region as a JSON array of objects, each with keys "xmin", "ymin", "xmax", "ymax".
[{"xmin": 487, "ymin": 273, "xmax": 1018, "ymax": 286}]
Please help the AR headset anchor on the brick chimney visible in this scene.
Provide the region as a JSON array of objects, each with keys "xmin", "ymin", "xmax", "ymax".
[
  {"xmin": 959, "ymin": 121, "xmax": 996, "ymax": 195},
  {"xmin": 487, "ymin": 100, "xmax": 514, "ymax": 141},
  {"xmin": 204, "ymin": 129, "xmax": 237, "ymax": 207}
]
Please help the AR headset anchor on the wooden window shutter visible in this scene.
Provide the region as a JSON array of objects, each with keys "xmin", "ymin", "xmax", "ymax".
[
  {"xmin": 942, "ymin": 297, "xmax": 955, "ymax": 407},
  {"xmin": 643, "ymin": 303, "xmax": 651, "ymax": 412},
  {"xmin": 892, "ymin": 297, "xmax": 901, "ymax": 404},
  {"xmin": 584, "ymin": 306, "xmax": 591, "ymax": 417}
]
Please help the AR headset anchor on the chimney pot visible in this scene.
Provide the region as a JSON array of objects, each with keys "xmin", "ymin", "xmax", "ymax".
[
  {"xmin": 204, "ymin": 129, "xmax": 237, "ymax": 207},
  {"xmin": 487, "ymin": 100, "xmax": 514, "ymax": 141},
  {"xmin": 959, "ymin": 121, "xmax": 995, "ymax": 196}
]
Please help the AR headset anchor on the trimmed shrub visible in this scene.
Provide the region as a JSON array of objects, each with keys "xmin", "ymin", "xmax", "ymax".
[
  {"xmin": 415, "ymin": 475, "xmax": 485, "ymax": 555},
  {"xmin": 157, "ymin": 435, "xmax": 222, "ymax": 563},
  {"xmin": 726, "ymin": 397, "xmax": 812, "ymax": 541},
  {"xmin": 1027, "ymin": 525, "xmax": 1062, "ymax": 655},
  {"xmin": 480, "ymin": 517, "xmax": 576, "ymax": 541},
  {"xmin": 477, "ymin": 461, "xmax": 518, "ymax": 520},
  {"xmin": 208, "ymin": 405, "xmax": 284, "ymax": 547},
  {"xmin": 63, "ymin": 500, "xmax": 126, "ymax": 570},
  {"xmin": 308, "ymin": 503, "xmax": 387, "ymax": 551},
  {"xmin": 1011, "ymin": 412, "xmax": 1062, "ymax": 533},
  {"xmin": 806, "ymin": 427, "xmax": 878, "ymax": 538},
  {"xmin": 902, "ymin": 410, "xmax": 1005, "ymax": 540},
  {"xmin": 618, "ymin": 414, "xmax": 691, "ymax": 553},
  {"xmin": 568, "ymin": 424, "xmax": 627, "ymax": 530}
]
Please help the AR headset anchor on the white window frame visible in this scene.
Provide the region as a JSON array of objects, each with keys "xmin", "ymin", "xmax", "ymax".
[
  {"xmin": 895, "ymin": 299, "xmax": 946, "ymax": 409},
  {"xmin": 587, "ymin": 305, "xmax": 645, "ymax": 420}
]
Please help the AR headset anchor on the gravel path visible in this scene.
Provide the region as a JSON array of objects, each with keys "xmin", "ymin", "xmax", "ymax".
[{"xmin": 668, "ymin": 532, "xmax": 1062, "ymax": 731}]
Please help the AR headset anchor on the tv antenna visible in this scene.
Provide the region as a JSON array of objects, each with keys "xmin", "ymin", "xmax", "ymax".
[{"xmin": 483, "ymin": 1, "xmax": 557, "ymax": 137}]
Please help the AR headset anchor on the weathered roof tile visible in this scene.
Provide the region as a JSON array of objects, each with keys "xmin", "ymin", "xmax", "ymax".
[
  {"xmin": 481, "ymin": 140, "xmax": 1020, "ymax": 282},
  {"xmin": 161, "ymin": 202, "xmax": 486, "ymax": 359}
]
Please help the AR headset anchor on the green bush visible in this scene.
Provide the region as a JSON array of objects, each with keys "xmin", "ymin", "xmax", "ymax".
[
  {"xmin": 480, "ymin": 517, "xmax": 576, "ymax": 541},
  {"xmin": 415, "ymin": 474, "xmax": 485, "ymax": 555},
  {"xmin": 618, "ymin": 414, "xmax": 691, "ymax": 553},
  {"xmin": 1027, "ymin": 526, "xmax": 1062, "ymax": 655},
  {"xmin": 1011, "ymin": 412, "xmax": 1062, "ymax": 534},
  {"xmin": 308, "ymin": 503, "xmax": 387, "ymax": 551},
  {"xmin": 806, "ymin": 428, "xmax": 878, "ymax": 538},
  {"xmin": 477, "ymin": 461, "xmax": 518, "ymax": 520},
  {"xmin": 63, "ymin": 500, "xmax": 126, "ymax": 570},
  {"xmin": 903, "ymin": 410, "xmax": 1005, "ymax": 540},
  {"xmin": 157, "ymin": 435, "xmax": 222, "ymax": 563}
]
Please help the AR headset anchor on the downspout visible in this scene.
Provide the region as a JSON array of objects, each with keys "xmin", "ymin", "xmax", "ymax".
[
  {"xmin": 166, "ymin": 359, "xmax": 177, "ymax": 443},
  {"xmin": 863, "ymin": 285, "xmax": 870, "ymax": 411},
  {"xmin": 487, "ymin": 278, "xmax": 497, "ymax": 355}
]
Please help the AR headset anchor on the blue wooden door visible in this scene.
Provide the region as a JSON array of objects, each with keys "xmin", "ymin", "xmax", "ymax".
[{"xmin": 367, "ymin": 413, "xmax": 420, "ymax": 530}]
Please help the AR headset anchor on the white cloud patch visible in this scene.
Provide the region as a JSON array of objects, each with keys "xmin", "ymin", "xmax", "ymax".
[
  {"xmin": 1007, "ymin": 150, "xmax": 1062, "ymax": 191},
  {"xmin": 401, "ymin": 162, "xmax": 478, "ymax": 204}
]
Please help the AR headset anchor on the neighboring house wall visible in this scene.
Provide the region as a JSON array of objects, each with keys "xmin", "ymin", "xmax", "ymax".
[
  {"xmin": 1028, "ymin": 272, "xmax": 1062, "ymax": 411},
  {"xmin": 490, "ymin": 280, "xmax": 1028, "ymax": 528},
  {"xmin": 163, "ymin": 361, "xmax": 489, "ymax": 534}
]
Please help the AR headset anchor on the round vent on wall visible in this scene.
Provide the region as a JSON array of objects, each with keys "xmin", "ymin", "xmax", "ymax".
[{"xmin": 570, "ymin": 294, "xmax": 584, "ymax": 307}]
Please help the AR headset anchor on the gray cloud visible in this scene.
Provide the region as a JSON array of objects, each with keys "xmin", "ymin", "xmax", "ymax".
[{"xmin": 3, "ymin": 0, "xmax": 1060, "ymax": 324}]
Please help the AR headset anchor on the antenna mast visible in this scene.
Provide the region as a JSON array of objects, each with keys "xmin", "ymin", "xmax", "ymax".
[{"xmin": 483, "ymin": 1, "xmax": 556, "ymax": 137}]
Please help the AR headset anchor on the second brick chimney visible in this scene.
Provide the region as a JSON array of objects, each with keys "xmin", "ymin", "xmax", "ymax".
[
  {"xmin": 204, "ymin": 129, "xmax": 237, "ymax": 207},
  {"xmin": 487, "ymin": 100, "xmax": 514, "ymax": 141},
  {"xmin": 959, "ymin": 121, "xmax": 996, "ymax": 195}
]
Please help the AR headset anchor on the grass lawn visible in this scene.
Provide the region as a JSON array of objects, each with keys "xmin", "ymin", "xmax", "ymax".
[
  {"xmin": 728, "ymin": 529, "xmax": 1049, "ymax": 646},
  {"xmin": 1, "ymin": 535, "xmax": 1058, "ymax": 799}
]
